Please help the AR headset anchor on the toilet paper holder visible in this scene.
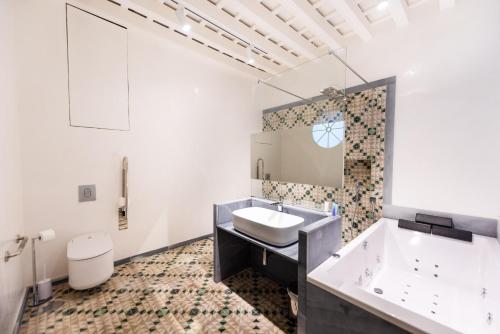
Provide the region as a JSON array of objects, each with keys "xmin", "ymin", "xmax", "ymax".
[
  {"xmin": 4, "ymin": 235, "xmax": 28, "ymax": 262},
  {"xmin": 30, "ymin": 229, "xmax": 56, "ymax": 307}
]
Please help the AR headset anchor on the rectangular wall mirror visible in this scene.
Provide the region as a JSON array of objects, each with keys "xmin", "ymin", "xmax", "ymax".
[{"xmin": 251, "ymin": 125, "xmax": 344, "ymax": 188}]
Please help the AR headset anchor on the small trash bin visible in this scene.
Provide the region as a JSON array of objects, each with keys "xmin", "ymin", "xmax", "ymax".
[{"xmin": 287, "ymin": 281, "xmax": 298, "ymax": 317}]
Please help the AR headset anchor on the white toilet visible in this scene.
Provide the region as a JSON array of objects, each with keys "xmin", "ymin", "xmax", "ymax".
[{"xmin": 67, "ymin": 232, "xmax": 114, "ymax": 290}]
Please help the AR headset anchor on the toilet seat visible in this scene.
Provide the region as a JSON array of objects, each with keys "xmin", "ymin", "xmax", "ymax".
[{"xmin": 67, "ymin": 232, "xmax": 113, "ymax": 261}]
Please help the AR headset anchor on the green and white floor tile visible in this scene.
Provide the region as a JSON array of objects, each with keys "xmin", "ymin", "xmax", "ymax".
[{"xmin": 19, "ymin": 239, "xmax": 296, "ymax": 334}]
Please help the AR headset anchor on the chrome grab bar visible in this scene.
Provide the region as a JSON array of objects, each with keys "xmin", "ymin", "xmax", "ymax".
[
  {"xmin": 118, "ymin": 156, "xmax": 128, "ymax": 228},
  {"xmin": 4, "ymin": 235, "xmax": 28, "ymax": 262}
]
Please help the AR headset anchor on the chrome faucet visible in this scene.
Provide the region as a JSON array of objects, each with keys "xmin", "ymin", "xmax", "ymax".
[{"xmin": 270, "ymin": 201, "xmax": 284, "ymax": 212}]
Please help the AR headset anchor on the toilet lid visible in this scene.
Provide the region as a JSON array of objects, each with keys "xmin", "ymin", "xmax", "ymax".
[{"xmin": 67, "ymin": 232, "xmax": 113, "ymax": 261}]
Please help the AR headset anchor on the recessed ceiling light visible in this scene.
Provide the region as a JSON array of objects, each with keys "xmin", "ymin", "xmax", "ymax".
[
  {"xmin": 176, "ymin": 6, "xmax": 191, "ymax": 33},
  {"xmin": 406, "ymin": 69, "xmax": 416, "ymax": 76},
  {"xmin": 246, "ymin": 47, "xmax": 255, "ymax": 65},
  {"xmin": 377, "ymin": 1, "xmax": 389, "ymax": 11}
]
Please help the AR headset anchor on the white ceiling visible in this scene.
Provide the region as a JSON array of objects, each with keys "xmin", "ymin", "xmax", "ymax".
[{"xmin": 108, "ymin": 0, "xmax": 456, "ymax": 78}]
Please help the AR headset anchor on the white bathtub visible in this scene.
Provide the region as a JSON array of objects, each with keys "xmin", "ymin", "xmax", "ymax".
[{"xmin": 308, "ymin": 218, "xmax": 500, "ymax": 334}]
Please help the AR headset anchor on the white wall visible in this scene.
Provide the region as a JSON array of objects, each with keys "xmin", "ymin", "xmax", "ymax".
[
  {"xmin": 14, "ymin": 0, "xmax": 260, "ymax": 284},
  {"xmin": 342, "ymin": 0, "xmax": 500, "ymax": 218},
  {"xmin": 0, "ymin": 2, "xmax": 26, "ymax": 333}
]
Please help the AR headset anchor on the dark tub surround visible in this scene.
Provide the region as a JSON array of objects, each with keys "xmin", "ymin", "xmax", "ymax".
[
  {"xmin": 297, "ymin": 213, "xmax": 343, "ymax": 334},
  {"xmin": 213, "ymin": 197, "xmax": 343, "ymax": 333},
  {"xmin": 306, "ymin": 282, "xmax": 409, "ymax": 334}
]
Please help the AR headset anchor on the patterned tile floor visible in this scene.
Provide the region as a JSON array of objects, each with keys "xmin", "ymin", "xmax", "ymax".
[{"xmin": 19, "ymin": 239, "xmax": 296, "ymax": 334}]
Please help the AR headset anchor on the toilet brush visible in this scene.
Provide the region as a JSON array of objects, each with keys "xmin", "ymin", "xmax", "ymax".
[{"xmin": 29, "ymin": 229, "xmax": 56, "ymax": 307}]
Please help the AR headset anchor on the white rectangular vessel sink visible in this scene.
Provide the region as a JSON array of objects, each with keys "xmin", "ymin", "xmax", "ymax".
[{"xmin": 232, "ymin": 207, "xmax": 305, "ymax": 246}]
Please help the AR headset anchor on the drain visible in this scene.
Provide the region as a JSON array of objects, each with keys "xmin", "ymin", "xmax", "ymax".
[{"xmin": 374, "ymin": 288, "xmax": 383, "ymax": 295}]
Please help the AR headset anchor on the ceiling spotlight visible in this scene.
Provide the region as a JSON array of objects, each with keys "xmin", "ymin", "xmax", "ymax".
[
  {"xmin": 377, "ymin": 1, "xmax": 389, "ymax": 11},
  {"xmin": 176, "ymin": 5, "xmax": 191, "ymax": 32},
  {"xmin": 246, "ymin": 46, "xmax": 255, "ymax": 65}
]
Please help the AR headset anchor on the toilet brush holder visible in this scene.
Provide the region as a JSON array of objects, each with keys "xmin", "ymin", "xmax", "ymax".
[{"xmin": 37, "ymin": 279, "xmax": 53, "ymax": 301}]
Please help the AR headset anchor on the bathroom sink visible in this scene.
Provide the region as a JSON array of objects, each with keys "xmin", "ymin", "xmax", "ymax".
[{"xmin": 232, "ymin": 207, "xmax": 305, "ymax": 246}]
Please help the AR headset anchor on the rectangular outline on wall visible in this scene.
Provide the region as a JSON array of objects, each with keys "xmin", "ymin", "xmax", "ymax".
[
  {"xmin": 260, "ymin": 76, "xmax": 397, "ymax": 205},
  {"xmin": 65, "ymin": 3, "xmax": 131, "ymax": 131}
]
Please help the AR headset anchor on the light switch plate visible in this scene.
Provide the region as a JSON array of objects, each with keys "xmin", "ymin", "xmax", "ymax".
[{"xmin": 78, "ymin": 185, "xmax": 96, "ymax": 202}]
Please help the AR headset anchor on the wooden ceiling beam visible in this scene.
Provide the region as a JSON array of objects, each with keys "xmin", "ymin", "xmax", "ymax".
[
  {"xmin": 178, "ymin": 0, "xmax": 302, "ymax": 68},
  {"xmin": 277, "ymin": 0, "xmax": 344, "ymax": 51},
  {"xmin": 324, "ymin": 0, "xmax": 372, "ymax": 41}
]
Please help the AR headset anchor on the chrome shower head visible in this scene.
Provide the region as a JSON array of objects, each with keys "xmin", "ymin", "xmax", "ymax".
[
  {"xmin": 320, "ymin": 86, "xmax": 347, "ymax": 101},
  {"xmin": 320, "ymin": 86, "xmax": 341, "ymax": 97}
]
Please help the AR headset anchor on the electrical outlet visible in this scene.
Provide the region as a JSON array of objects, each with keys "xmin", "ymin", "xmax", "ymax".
[{"xmin": 78, "ymin": 185, "xmax": 96, "ymax": 202}]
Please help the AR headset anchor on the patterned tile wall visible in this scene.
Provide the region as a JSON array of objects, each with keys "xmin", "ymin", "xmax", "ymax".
[{"xmin": 261, "ymin": 86, "xmax": 387, "ymax": 244}]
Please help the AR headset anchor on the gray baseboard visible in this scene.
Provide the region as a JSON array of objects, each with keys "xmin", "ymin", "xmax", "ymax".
[
  {"xmin": 14, "ymin": 233, "xmax": 212, "ymax": 334},
  {"xmin": 114, "ymin": 233, "xmax": 212, "ymax": 265},
  {"xmin": 13, "ymin": 288, "xmax": 29, "ymax": 334}
]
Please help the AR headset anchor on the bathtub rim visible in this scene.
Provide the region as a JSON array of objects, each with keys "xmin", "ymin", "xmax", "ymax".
[{"xmin": 307, "ymin": 218, "xmax": 467, "ymax": 334}]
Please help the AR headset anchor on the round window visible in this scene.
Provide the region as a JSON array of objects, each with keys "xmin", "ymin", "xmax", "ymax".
[{"xmin": 312, "ymin": 120, "xmax": 344, "ymax": 148}]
